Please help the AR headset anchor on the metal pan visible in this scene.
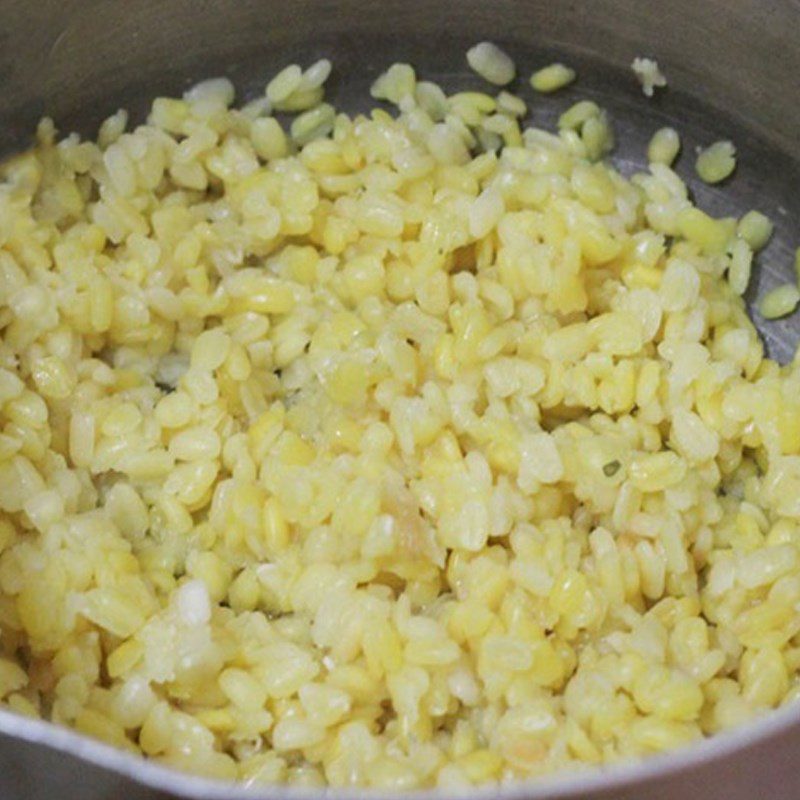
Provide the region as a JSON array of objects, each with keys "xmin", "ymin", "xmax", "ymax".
[{"xmin": 1, "ymin": 1, "xmax": 800, "ymax": 797}]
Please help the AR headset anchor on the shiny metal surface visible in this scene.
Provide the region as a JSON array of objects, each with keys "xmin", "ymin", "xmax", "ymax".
[
  {"xmin": 3, "ymin": 678, "xmax": 800, "ymax": 800},
  {"xmin": 1, "ymin": 1, "xmax": 800, "ymax": 797}
]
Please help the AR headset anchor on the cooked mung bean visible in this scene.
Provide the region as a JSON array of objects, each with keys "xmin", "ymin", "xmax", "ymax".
[
  {"xmin": 647, "ymin": 127, "xmax": 681, "ymax": 166},
  {"xmin": 0, "ymin": 54, "xmax": 798, "ymax": 792},
  {"xmin": 631, "ymin": 57, "xmax": 667, "ymax": 97},
  {"xmin": 466, "ymin": 42, "xmax": 516, "ymax": 86},
  {"xmin": 529, "ymin": 63, "xmax": 576, "ymax": 93},
  {"xmin": 737, "ymin": 210, "xmax": 774, "ymax": 252},
  {"xmin": 759, "ymin": 284, "xmax": 800, "ymax": 319},
  {"xmin": 696, "ymin": 140, "xmax": 737, "ymax": 184}
]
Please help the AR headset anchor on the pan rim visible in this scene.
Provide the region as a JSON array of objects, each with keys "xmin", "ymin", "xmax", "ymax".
[{"xmin": 2, "ymin": 692, "xmax": 799, "ymax": 798}]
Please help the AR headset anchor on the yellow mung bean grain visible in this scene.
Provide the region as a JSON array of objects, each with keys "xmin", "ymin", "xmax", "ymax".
[
  {"xmin": 647, "ymin": 127, "xmax": 681, "ymax": 166},
  {"xmin": 759, "ymin": 284, "xmax": 800, "ymax": 319},
  {"xmin": 737, "ymin": 210, "xmax": 773, "ymax": 252},
  {"xmin": 466, "ymin": 42, "xmax": 516, "ymax": 86},
  {"xmin": 696, "ymin": 140, "xmax": 737, "ymax": 184},
  {"xmin": 529, "ymin": 63, "xmax": 576, "ymax": 93}
]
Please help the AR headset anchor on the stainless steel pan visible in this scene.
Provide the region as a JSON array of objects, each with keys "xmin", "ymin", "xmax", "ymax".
[{"xmin": 2, "ymin": 1, "xmax": 800, "ymax": 797}]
